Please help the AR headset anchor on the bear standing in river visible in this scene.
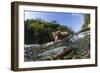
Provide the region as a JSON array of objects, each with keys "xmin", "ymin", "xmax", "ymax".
[{"xmin": 52, "ymin": 31, "xmax": 69, "ymax": 42}]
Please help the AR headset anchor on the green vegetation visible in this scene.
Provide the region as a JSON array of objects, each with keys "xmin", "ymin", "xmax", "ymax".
[
  {"xmin": 82, "ymin": 14, "xmax": 90, "ymax": 28},
  {"xmin": 24, "ymin": 18, "xmax": 74, "ymax": 44}
]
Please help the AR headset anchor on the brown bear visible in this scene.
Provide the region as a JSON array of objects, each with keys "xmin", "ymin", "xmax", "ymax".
[{"xmin": 52, "ymin": 31, "xmax": 69, "ymax": 42}]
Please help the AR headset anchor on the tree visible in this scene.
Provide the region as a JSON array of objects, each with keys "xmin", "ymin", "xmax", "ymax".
[
  {"xmin": 24, "ymin": 18, "xmax": 74, "ymax": 44},
  {"xmin": 82, "ymin": 14, "xmax": 90, "ymax": 28}
]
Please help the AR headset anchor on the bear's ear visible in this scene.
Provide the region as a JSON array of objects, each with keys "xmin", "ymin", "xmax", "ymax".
[
  {"xmin": 51, "ymin": 32, "xmax": 54, "ymax": 35},
  {"xmin": 51, "ymin": 32, "xmax": 55, "ymax": 36}
]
